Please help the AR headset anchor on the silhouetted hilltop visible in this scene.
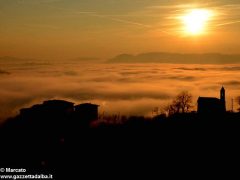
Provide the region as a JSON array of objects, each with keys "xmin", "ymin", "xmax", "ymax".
[
  {"xmin": 0, "ymin": 56, "xmax": 103, "ymax": 66},
  {"xmin": 1, "ymin": 99, "xmax": 240, "ymax": 176},
  {"xmin": 0, "ymin": 56, "xmax": 39, "ymax": 63},
  {"xmin": 69, "ymin": 57, "xmax": 100, "ymax": 62},
  {"xmin": 108, "ymin": 52, "xmax": 240, "ymax": 64},
  {"xmin": 0, "ymin": 57, "xmax": 56, "ymax": 69}
]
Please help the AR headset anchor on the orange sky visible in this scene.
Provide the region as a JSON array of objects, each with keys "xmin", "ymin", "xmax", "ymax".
[{"xmin": 0, "ymin": 0, "xmax": 240, "ymax": 60}]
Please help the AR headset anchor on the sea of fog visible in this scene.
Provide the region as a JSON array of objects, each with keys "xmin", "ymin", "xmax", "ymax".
[{"xmin": 0, "ymin": 61, "xmax": 240, "ymax": 122}]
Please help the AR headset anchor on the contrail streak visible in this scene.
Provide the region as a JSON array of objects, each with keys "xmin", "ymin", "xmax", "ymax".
[
  {"xmin": 88, "ymin": 13, "xmax": 152, "ymax": 28},
  {"xmin": 216, "ymin": 20, "xmax": 240, "ymax": 26},
  {"xmin": 45, "ymin": 5, "xmax": 151, "ymax": 28},
  {"xmin": 44, "ymin": 5, "xmax": 175, "ymax": 36},
  {"xmin": 75, "ymin": 12, "xmax": 175, "ymax": 36}
]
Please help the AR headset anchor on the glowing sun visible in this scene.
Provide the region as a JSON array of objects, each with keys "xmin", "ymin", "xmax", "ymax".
[{"xmin": 181, "ymin": 9, "xmax": 213, "ymax": 35}]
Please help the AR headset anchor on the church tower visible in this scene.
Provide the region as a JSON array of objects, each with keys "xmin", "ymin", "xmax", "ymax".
[{"xmin": 220, "ymin": 86, "xmax": 226, "ymax": 112}]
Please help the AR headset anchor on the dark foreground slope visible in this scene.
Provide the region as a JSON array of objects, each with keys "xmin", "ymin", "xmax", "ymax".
[{"xmin": 0, "ymin": 102, "xmax": 240, "ymax": 178}]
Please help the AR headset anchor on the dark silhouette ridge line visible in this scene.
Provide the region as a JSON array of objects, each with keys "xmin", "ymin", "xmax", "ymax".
[
  {"xmin": 0, "ymin": 87, "xmax": 236, "ymax": 126},
  {"xmin": 108, "ymin": 52, "xmax": 240, "ymax": 64},
  {"xmin": 0, "ymin": 87, "xmax": 240, "ymax": 171}
]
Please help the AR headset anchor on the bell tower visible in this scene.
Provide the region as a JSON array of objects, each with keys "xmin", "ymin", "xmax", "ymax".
[{"xmin": 220, "ymin": 86, "xmax": 226, "ymax": 112}]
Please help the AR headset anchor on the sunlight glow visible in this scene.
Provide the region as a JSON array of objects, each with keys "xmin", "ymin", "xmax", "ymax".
[{"xmin": 181, "ymin": 9, "xmax": 213, "ymax": 35}]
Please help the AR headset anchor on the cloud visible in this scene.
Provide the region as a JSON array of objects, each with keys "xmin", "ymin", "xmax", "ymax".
[
  {"xmin": 0, "ymin": 69, "xmax": 10, "ymax": 75},
  {"xmin": 219, "ymin": 66, "xmax": 240, "ymax": 71},
  {"xmin": 174, "ymin": 67, "xmax": 206, "ymax": 71},
  {"xmin": 1, "ymin": 60, "xmax": 240, "ymax": 122},
  {"xmin": 223, "ymin": 80, "xmax": 240, "ymax": 86}
]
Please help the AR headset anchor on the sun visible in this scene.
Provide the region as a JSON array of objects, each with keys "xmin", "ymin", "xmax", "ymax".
[{"xmin": 181, "ymin": 9, "xmax": 213, "ymax": 35}]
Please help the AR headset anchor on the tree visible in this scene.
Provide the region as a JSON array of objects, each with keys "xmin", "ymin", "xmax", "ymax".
[
  {"xmin": 166, "ymin": 91, "xmax": 193, "ymax": 116},
  {"xmin": 237, "ymin": 96, "xmax": 240, "ymax": 112}
]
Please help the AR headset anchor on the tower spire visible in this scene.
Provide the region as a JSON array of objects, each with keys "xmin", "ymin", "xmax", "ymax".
[{"xmin": 220, "ymin": 86, "xmax": 226, "ymax": 112}]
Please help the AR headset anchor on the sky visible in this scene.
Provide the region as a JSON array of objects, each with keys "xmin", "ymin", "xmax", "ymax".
[
  {"xmin": 1, "ymin": 0, "xmax": 240, "ymax": 121},
  {"xmin": 1, "ymin": 0, "xmax": 240, "ymax": 60}
]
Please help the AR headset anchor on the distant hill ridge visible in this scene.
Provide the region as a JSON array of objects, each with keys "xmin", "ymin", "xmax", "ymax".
[
  {"xmin": 0, "ymin": 56, "xmax": 37, "ymax": 62},
  {"xmin": 0, "ymin": 56, "xmax": 102, "ymax": 63},
  {"xmin": 108, "ymin": 52, "xmax": 240, "ymax": 64},
  {"xmin": 0, "ymin": 56, "xmax": 47, "ymax": 65}
]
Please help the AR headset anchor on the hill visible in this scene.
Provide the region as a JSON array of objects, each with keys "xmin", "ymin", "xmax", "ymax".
[
  {"xmin": 108, "ymin": 52, "xmax": 240, "ymax": 64},
  {"xmin": 0, "ymin": 56, "xmax": 37, "ymax": 63}
]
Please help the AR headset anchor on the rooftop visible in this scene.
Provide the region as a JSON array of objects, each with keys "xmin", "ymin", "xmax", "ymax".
[{"xmin": 75, "ymin": 103, "xmax": 99, "ymax": 108}]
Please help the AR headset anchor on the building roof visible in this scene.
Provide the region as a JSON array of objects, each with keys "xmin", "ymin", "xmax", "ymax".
[
  {"xmin": 43, "ymin": 100, "xmax": 74, "ymax": 106},
  {"xmin": 20, "ymin": 100, "xmax": 74, "ymax": 114},
  {"xmin": 75, "ymin": 103, "xmax": 99, "ymax": 108},
  {"xmin": 198, "ymin": 97, "xmax": 220, "ymax": 103}
]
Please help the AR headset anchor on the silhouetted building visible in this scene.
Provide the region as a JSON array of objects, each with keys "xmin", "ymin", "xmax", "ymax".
[
  {"xmin": 197, "ymin": 87, "xmax": 226, "ymax": 114},
  {"xmin": 75, "ymin": 103, "xmax": 99, "ymax": 124},
  {"xmin": 20, "ymin": 100, "xmax": 74, "ymax": 117},
  {"xmin": 19, "ymin": 100, "xmax": 100, "ymax": 127},
  {"xmin": 42, "ymin": 100, "xmax": 74, "ymax": 113}
]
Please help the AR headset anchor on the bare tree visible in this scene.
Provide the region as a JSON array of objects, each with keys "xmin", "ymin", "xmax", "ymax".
[
  {"xmin": 166, "ymin": 91, "xmax": 193, "ymax": 115},
  {"xmin": 237, "ymin": 96, "xmax": 240, "ymax": 112}
]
